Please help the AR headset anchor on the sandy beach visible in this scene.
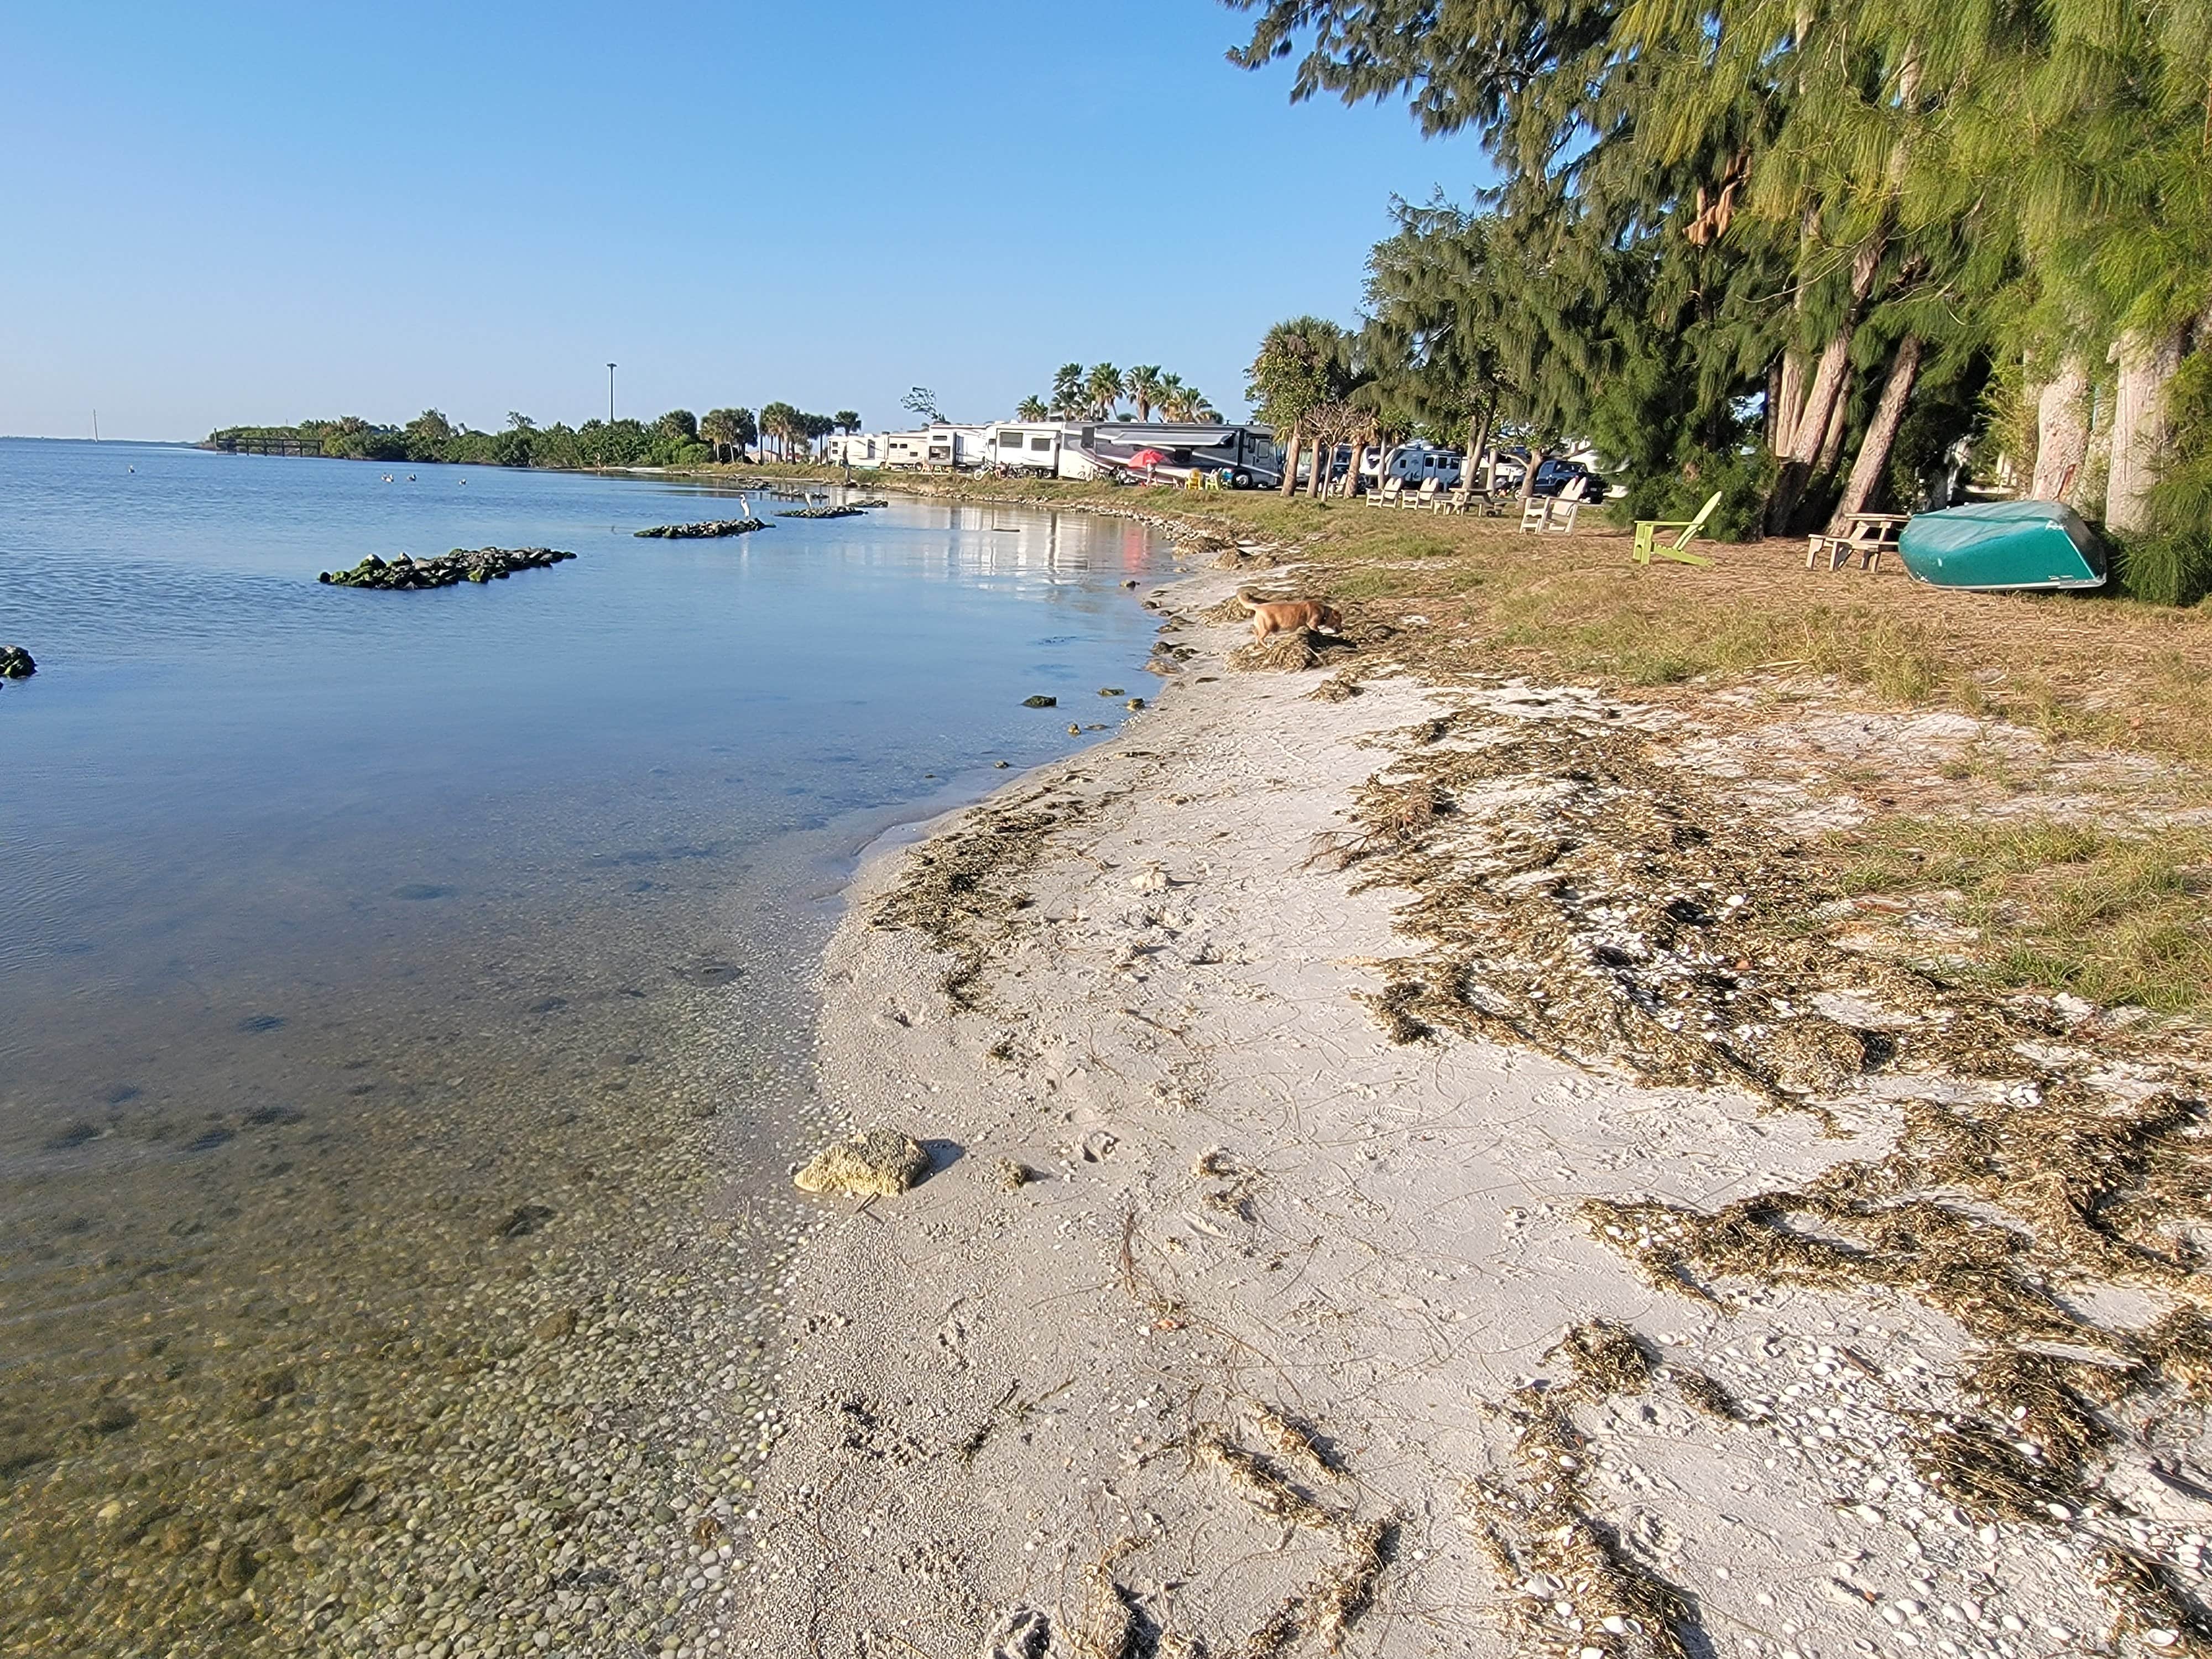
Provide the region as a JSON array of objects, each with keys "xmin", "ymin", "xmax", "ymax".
[{"xmin": 688, "ymin": 544, "xmax": 2212, "ymax": 1659}]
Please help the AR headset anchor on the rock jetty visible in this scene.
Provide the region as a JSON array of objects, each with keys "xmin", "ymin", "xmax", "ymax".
[
  {"xmin": 778, "ymin": 505, "xmax": 865, "ymax": 520},
  {"xmin": 633, "ymin": 519, "xmax": 768, "ymax": 538},
  {"xmin": 0, "ymin": 645, "xmax": 35, "ymax": 679},
  {"xmin": 319, "ymin": 548, "xmax": 576, "ymax": 589}
]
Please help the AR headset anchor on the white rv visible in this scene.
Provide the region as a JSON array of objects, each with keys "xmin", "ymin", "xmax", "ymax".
[
  {"xmin": 879, "ymin": 424, "xmax": 992, "ymax": 470},
  {"xmin": 1082, "ymin": 422, "xmax": 1280, "ymax": 488},
  {"xmin": 988, "ymin": 423, "xmax": 1078, "ymax": 477},
  {"xmin": 1370, "ymin": 442, "xmax": 1465, "ymax": 489}
]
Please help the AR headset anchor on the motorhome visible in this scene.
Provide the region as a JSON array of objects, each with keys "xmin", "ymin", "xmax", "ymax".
[{"xmin": 1082, "ymin": 422, "xmax": 1280, "ymax": 488}]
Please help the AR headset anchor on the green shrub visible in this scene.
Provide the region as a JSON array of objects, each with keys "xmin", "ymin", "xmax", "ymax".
[{"xmin": 1606, "ymin": 446, "xmax": 1773, "ymax": 541}]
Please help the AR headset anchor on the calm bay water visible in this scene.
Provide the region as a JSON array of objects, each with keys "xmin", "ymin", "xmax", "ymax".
[{"xmin": 0, "ymin": 437, "xmax": 1165, "ymax": 1655}]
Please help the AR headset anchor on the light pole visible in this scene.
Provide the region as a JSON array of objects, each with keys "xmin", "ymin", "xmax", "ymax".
[{"xmin": 607, "ymin": 363, "xmax": 617, "ymax": 424}]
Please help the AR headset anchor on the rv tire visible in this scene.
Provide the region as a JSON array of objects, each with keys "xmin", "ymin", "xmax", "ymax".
[{"xmin": 1231, "ymin": 469, "xmax": 1253, "ymax": 489}]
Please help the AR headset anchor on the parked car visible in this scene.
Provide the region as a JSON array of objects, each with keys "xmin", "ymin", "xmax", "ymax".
[{"xmin": 1528, "ymin": 458, "xmax": 1605, "ymax": 497}]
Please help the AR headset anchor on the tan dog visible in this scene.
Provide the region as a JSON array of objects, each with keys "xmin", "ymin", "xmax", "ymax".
[{"xmin": 1238, "ymin": 589, "xmax": 1343, "ymax": 641}]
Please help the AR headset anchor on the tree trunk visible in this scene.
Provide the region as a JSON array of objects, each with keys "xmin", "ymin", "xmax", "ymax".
[
  {"xmin": 1767, "ymin": 332, "xmax": 1851, "ymax": 531},
  {"xmin": 1772, "ymin": 351, "xmax": 1808, "ymax": 456},
  {"xmin": 1767, "ymin": 239, "xmax": 1885, "ymax": 533},
  {"xmin": 2030, "ymin": 358, "xmax": 2090, "ymax": 503},
  {"xmin": 1345, "ymin": 441, "xmax": 1367, "ymax": 498},
  {"xmin": 1468, "ymin": 402, "xmax": 1494, "ymax": 488},
  {"xmin": 1520, "ymin": 447, "xmax": 1547, "ymax": 504},
  {"xmin": 1828, "ymin": 335, "xmax": 1922, "ymax": 531},
  {"xmin": 2106, "ymin": 326, "xmax": 2187, "ymax": 531},
  {"xmin": 1813, "ymin": 368, "xmax": 1853, "ymax": 478},
  {"xmin": 1279, "ymin": 426, "xmax": 1302, "ymax": 497},
  {"xmin": 1308, "ymin": 432, "xmax": 1329, "ymax": 498}
]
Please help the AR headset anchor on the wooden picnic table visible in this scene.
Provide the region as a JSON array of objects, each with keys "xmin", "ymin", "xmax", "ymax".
[{"xmin": 1807, "ymin": 512, "xmax": 1909, "ymax": 571}]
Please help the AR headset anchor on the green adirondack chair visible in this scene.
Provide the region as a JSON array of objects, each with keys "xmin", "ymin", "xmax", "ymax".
[{"xmin": 1631, "ymin": 491, "xmax": 1724, "ymax": 566}]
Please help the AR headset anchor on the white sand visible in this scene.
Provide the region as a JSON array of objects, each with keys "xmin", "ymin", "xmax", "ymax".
[{"xmin": 698, "ymin": 566, "xmax": 2201, "ymax": 1658}]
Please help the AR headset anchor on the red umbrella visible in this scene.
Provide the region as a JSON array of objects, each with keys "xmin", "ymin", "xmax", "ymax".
[{"xmin": 1129, "ymin": 448, "xmax": 1168, "ymax": 468}]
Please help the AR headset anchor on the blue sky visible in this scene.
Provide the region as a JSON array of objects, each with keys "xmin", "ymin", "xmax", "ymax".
[{"xmin": 0, "ymin": 2, "xmax": 1484, "ymax": 441}]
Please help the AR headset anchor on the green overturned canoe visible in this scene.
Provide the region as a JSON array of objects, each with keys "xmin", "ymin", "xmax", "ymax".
[{"xmin": 1896, "ymin": 500, "xmax": 2106, "ymax": 591}]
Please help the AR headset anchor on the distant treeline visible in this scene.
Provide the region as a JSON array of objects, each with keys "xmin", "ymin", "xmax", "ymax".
[{"xmin": 205, "ymin": 404, "xmax": 862, "ymax": 469}]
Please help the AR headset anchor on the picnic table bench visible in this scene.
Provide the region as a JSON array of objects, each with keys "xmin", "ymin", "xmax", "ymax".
[{"xmin": 1808, "ymin": 513, "xmax": 1908, "ymax": 571}]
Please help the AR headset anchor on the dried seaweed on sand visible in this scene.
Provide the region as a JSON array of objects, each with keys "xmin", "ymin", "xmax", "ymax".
[
  {"xmin": 1459, "ymin": 1327, "xmax": 1699, "ymax": 1659},
  {"xmin": 870, "ymin": 784, "xmax": 1098, "ymax": 1006}
]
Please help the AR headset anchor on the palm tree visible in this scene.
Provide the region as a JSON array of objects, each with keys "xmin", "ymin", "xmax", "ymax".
[
  {"xmin": 1123, "ymin": 366, "xmax": 1166, "ymax": 422},
  {"xmin": 1159, "ymin": 381, "xmax": 1219, "ymax": 424},
  {"xmin": 835, "ymin": 410, "xmax": 861, "ymax": 435},
  {"xmin": 1086, "ymin": 363, "xmax": 1124, "ymax": 420},
  {"xmin": 1248, "ymin": 316, "xmax": 1355, "ymax": 496},
  {"xmin": 1015, "ymin": 395, "xmax": 1050, "ymax": 422},
  {"xmin": 700, "ymin": 408, "xmax": 738, "ymax": 463},
  {"xmin": 1050, "ymin": 363, "xmax": 1086, "ymax": 417}
]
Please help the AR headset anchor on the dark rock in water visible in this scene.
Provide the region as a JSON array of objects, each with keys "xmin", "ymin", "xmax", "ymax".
[
  {"xmin": 531, "ymin": 1307, "xmax": 580, "ymax": 1345},
  {"xmin": 633, "ymin": 518, "xmax": 768, "ymax": 538},
  {"xmin": 312, "ymin": 1474, "xmax": 362, "ymax": 1516},
  {"xmin": 1021, "ymin": 695, "xmax": 1057, "ymax": 708},
  {"xmin": 320, "ymin": 546, "xmax": 576, "ymax": 588},
  {"xmin": 185, "ymin": 1127, "xmax": 234, "ymax": 1154},
  {"xmin": 499, "ymin": 1203, "xmax": 556, "ymax": 1238},
  {"xmin": 0, "ymin": 1442, "xmax": 56, "ymax": 1478},
  {"xmin": 240, "ymin": 1104, "xmax": 305, "ymax": 1128},
  {"xmin": 391, "ymin": 882, "xmax": 452, "ymax": 900},
  {"xmin": 778, "ymin": 505, "xmax": 865, "ymax": 520},
  {"xmin": 236, "ymin": 1014, "xmax": 284, "ymax": 1033},
  {"xmin": 214, "ymin": 1540, "xmax": 259, "ymax": 1593},
  {"xmin": 1097, "ymin": 687, "xmax": 1124, "ymax": 697},
  {"xmin": 0, "ymin": 645, "xmax": 35, "ymax": 679},
  {"xmin": 90, "ymin": 1402, "xmax": 137, "ymax": 1436},
  {"xmin": 45, "ymin": 1121, "xmax": 101, "ymax": 1151}
]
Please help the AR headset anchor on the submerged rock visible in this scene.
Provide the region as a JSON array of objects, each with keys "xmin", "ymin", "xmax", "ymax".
[
  {"xmin": 794, "ymin": 1128, "xmax": 930, "ymax": 1198},
  {"xmin": 1022, "ymin": 695, "xmax": 1058, "ymax": 708},
  {"xmin": 319, "ymin": 547, "xmax": 576, "ymax": 589}
]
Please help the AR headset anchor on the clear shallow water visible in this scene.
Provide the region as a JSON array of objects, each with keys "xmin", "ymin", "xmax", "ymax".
[{"xmin": 0, "ymin": 437, "xmax": 1165, "ymax": 1653}]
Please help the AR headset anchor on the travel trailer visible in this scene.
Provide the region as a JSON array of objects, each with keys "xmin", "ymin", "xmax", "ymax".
[
  {"xmin": 877, "ymin": 424, "xmax": 992, "ymax": 470},
  {"xmin": 987, "ymin": 424, "xmax": 1078, "ymax": 477},
  {"xmin": 1375, "ymin": 442, "xmax": 1465, "ymax": 489}
]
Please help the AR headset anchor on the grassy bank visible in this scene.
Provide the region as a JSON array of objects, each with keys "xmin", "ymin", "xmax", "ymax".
[{"xmin": 803, "ymin": 469, "xmax": 2212, "ymax": 1015}]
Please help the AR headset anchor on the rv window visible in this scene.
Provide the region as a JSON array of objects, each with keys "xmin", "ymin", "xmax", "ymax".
[
  {"xmin": 1030, "ymin": 435, "xmax": 1053, "ymax": 451},
  {"xmin": 1000, "ymin": 431, "xmax": 1025, "ymax": 447}
]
